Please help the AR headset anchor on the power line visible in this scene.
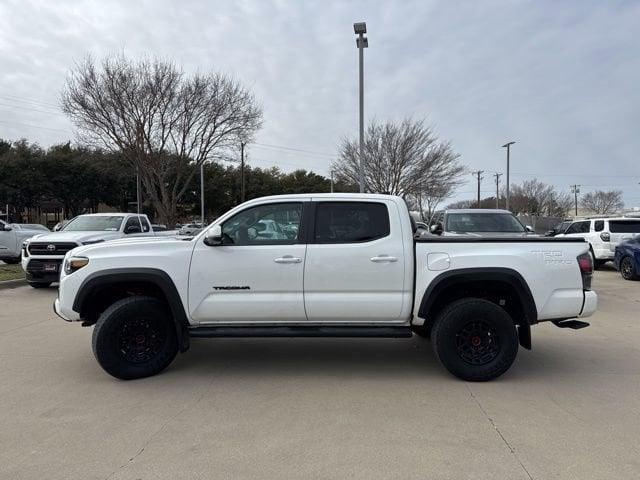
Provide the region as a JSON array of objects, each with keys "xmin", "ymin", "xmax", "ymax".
[
  {"xmin": 253, "ymin": 142, "xmax": 335, "ymax": 159},
  {"xmin": 0, "ymin": 120, "xmax": 72, "ymax": 134}
]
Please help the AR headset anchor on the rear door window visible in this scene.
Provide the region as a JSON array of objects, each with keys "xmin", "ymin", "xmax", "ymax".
[{"xmin": 314, "ymin": 202, "xmax": 390, "ymax": 243}]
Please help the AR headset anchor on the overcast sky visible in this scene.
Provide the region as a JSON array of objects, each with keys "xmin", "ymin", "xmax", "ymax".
[{"xmin": 1, "ymin": 0, "xmax": 639, "ymax": 206}]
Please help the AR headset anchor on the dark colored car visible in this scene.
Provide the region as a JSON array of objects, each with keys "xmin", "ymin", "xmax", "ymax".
[{"xmin": 614, "ymin": 237, "xmax": 640, "ymax": 280}]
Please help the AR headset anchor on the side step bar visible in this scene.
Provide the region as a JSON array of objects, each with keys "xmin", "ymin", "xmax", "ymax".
[
  {"xmin": 552, "ymin": 319, "xmax": 590, "ymax": 330},
  {"xmin": 189, "ymin": 325, "xmax": 413, "ymax": 338}
]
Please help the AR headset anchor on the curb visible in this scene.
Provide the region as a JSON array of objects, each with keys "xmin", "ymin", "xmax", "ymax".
[{"xmin": 0, "ymin": 278, "xmax": 27, "ymax": 290}]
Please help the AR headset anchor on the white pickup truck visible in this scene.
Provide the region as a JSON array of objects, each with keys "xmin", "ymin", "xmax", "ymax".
[
  {"xmin": 23, "ymin": 213, "xmax": 154, "ymax": 288},
  {"xmin": 54, "ymin": 194, "xmax": 597, "ymax": 381}
]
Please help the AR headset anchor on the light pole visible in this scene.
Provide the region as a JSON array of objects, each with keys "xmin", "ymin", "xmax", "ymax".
[
  {"xmin": 200, "ymin": 162, "xmax": 205, "ymax": 226},
  {"xmin": 354, "ymin": 22, "xmax": 368, "ymax": 193},
  {"xmin": 502, "ymin": 141, "xmax": 515, "ymax": 210}
]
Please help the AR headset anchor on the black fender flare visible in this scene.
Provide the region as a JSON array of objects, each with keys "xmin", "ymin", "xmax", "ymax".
[
  {"xmin": 418, "ymin": 267, "xmax": 537, "ymax": 349},
  {"xmin": 73, "ymin": 268, "xmax": 190, "ymax": 352}
]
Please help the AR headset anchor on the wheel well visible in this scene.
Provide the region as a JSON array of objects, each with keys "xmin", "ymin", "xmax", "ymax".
[
  {"xmin": 418, "ymin": 274, "xmax": 535, "ymax": 349},
  {"xmin": 79, "ymin": 281, "xmax": 168, "ymax": 326}
]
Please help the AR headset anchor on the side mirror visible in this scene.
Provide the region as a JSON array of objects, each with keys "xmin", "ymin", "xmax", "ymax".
[
  {"xmin": 430, "ymin": 223, "xmax": 443, "ymax": 235},
  {"xmin": 1, "ymin": 224, "xmax": 12, "ymax": 232},
  {"xmin": 525, "ymin": 225, "xmax": 535, "ymax": 233},
  {"xmin": 204, "ymin": 224, "xmax": 223, "ymax": 246},
  {"xmin": 125, "ymin": 225, "xmax": 142, "ymax": 234}
]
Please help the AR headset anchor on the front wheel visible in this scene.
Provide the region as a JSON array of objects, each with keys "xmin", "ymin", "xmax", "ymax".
[
  {"xmin": 431, "ymin": 298, "xmax": 518, "ymax": 382},
  {"xmin": 29, "ymin": 282, "xmax": 51, "ymax": 288},
  {"xmin": 2, "ymin": 257, "xmax": 21, "ymax": 264},
  {"xmin": 620, "ymin": 257, "xmax": 638, "ymax": 280},
  {"xmin": 92, "ymin": 296, "xmax": 178, "ymax": 380}
]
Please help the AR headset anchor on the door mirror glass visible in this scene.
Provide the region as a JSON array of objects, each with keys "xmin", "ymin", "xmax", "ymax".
[
  {"xmin": 204, "ymin": 224, "xmax": 223, "ymax": 246},
  {"xmin": 430, "ymin": 223, "xmax": 443, "ymax": 235}
]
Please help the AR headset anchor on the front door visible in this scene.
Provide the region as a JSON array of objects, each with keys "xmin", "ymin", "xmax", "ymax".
[
  {"xmin": 188, "ymin": 201, "xmax": 307, "ymax": 324},
  {"xmin": 303, "ymin": 200, "xmax": 407, "ymax": 323}
]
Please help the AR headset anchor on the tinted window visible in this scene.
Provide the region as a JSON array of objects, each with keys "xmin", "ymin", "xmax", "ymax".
[
  {"xmin": 222, "ymin": 202, "xmax": 302, "ymax": 246},
  {"xmin": 610, "ymin": 220, "xmax": 640, "ymax": 233},
  {"xmin": 314, "ymin": 202, "xmax": 389, "ymax": 243},
  {"xmin": 594, "ymin": 220, "xmax": 604, "ymax": 232},
  {"xmin": 445, "ymin": 213, "xmax": 525, "ymax": 233},
  {"xmin": 124, "ymin": 217, "xmax": 142, "ymax": 232},
  {"xmin": 139, "ymin": 216, "xmax": 151, "ymax": 233},
  {"xmin": 566, "ymin": 221, "xmax": 590, "ymax": 234}
]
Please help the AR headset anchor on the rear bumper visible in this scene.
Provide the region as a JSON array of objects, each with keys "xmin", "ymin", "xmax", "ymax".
[
  {"xmin": 593, "ymin": 248, "xmax": 614, "ymax": 260},
  {"xmin": 579, "ymin": 290, "xmax": 597, "ymax": 318}
]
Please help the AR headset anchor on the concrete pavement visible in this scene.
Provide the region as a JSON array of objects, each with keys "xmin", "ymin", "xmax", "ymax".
[{"xmin": 0, "ymin": 266, "xmax": 638, "ymax": 479}]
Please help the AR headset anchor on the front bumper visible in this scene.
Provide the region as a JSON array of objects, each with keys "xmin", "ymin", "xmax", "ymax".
[
  {"xmin": 54, "ymin": 297, "xmax": 80, "ymax": 322},
  {"xmin": 579, "ymin": 291, "xmax": 598, "ymax": 318}
]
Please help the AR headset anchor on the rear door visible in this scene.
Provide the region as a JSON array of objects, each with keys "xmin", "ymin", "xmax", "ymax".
[
  {"xmin": 608, "ymin": 220, "xmax": 640, "ymax": 251},
  {"xmin": 303, "ymin": 199, "xmax": 407, "ymax": 323},
  {"xmin": 0, "ymin": 220, "xmax": 17, "ymax": 258}
]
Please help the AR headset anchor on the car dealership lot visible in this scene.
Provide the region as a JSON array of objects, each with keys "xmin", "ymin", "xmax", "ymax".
[{"xmin": 1, "ymin": 267, "xmax": 639, "ymax": 479}]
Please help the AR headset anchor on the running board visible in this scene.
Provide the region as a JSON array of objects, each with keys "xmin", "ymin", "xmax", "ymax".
[
  {"xmin": 552, "ymin": 320, "xmax": 590, "ymax": 330},
  {"xmin": 189, "ymin": 325, "xmax": 413, "ymax": 338}
]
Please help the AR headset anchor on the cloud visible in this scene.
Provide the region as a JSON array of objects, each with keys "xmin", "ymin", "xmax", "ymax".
[{"xmin": 1, "ymin": 0, "xmax": 639, "ymax": 206}]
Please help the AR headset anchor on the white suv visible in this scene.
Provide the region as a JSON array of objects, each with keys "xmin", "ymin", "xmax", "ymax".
[{"xmin": 558, "ymin": 217, "xmax": 640, "ymax": 268}]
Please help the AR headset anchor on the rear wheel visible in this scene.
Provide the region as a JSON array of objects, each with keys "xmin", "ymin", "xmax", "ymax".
[
  {"xmin": 29, "ymin": 282, "xmax": 51, "ymax": 288},
  {"xmin": 431, "ymin": 298, "xmax": 518, "ymax": 382},
  {"xmin": 92, "ymin": 296, "xmax": 178, "ymax": 380},
  {"xmin": 620, "ymin": 256, "xmax": 637, "ymax": 280},
  {"xmin": 594, "ymin": 259, "xmax": 607, "ymax": 269}
]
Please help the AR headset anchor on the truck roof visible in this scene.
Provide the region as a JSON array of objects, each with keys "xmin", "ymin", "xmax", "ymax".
[
  {"xmin": 243, "ymin": 193, "xmax": 401, "ymax": 202},
  {"xmin": 445, "ymin": 209, "xmax": 513, "ymax": 214}
]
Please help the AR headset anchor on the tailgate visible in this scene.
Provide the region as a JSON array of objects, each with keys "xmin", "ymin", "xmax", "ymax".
[{"xmin": 608, "ymin": 220, "xmax": 640, "ymax": 251}]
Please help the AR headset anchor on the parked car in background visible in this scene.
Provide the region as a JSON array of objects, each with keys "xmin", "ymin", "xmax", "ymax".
[
  {"xmin": 0, "ymin": 220, "xmax": 49, "ymax": 264},
  {"xmin": 178, "ymin": 223, "xmax": 204, "ymax": 236},
  {"xmin": 11, "ymin": 223, "xmax": 49, "ymax": 233},
  {"xmin": 614, "ymin": 237, "xmax": 640, "ymax": 280},
  {"xmin": 429, "ymin": 209, "xmax": 536, "ymax": 237},
  {"xmin": 557, "ymin": 217, "xmax": 640, "ymax": 269},
  {"xmin": 545, "ymin": 220, "xmax": 572, "ymax": 237},
  {"xmin": 21, "ymin": 213, "xmax": 155, "ymax": 288},
  {"xmin": 152, "ymin": 224, "xmax": 180, "ymax": 237}
]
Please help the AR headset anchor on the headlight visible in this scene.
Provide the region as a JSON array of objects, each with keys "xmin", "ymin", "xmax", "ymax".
[
  {"xmin": 64, "ymin": 256, "xmax": 89, "ymax": 275},
  {"xmin": 82, "ymin": 239, "xmax": 104, "ymax": 245}
]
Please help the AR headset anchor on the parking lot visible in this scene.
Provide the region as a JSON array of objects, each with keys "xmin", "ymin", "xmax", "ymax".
[{"xmin": 0, "ymin": 266, "xmax": 638, "ymax": 480}]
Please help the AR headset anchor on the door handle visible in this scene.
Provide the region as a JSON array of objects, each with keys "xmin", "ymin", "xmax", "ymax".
[
  {"xmin": 274, "ymin": 255, "xmax": 302, "ymax": 264},
  {"xmin": 370, "ymin": 255, "xmax": 398, "ymax": 263}
]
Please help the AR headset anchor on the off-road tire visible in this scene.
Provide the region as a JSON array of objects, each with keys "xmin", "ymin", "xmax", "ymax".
[
  {"xmin": 92, "ymin": 296, "xmax": 178, "ymax": 380},
  {"xmin": 29, "ymin": 282, "xmax": 51, "ymax": 288},
  {"xmin": 432, "ymin": 298, "xmax": 518, "ymax": 382}
]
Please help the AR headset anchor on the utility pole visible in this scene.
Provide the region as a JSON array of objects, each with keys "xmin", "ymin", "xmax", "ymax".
[
  {"xmin": 330, "ymin": 170, "xmax": 334, "ymax": 193},
  {"xmin": 472, "ymin": 170, "xmax": 484, "ymax": 208},
  {"xmin": 493, "ymin": 173, "xmax": 503, "ymax": 209},
  {"xmin": 354, "ymin": 22, "xmax": 368, "ymax": 193},
  {"xmin": 240, "ymin": 142, "xmax": 246, "ymax": 202},
  {"xmin": 135, "ymin": 167, "xmax": 142, "ymax": 215},
  {"xmin": 502, "ymin": 141, "xmax": 515, "ymax": 210},
  {"xmin": 570, "ymin": 184, "xmax": 581, "ymax": 216}
]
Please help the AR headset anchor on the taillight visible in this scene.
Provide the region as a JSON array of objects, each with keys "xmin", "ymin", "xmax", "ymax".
[
  {"xmin": 600, "ymin": 232, "xmax": 610, "ymax": 242},
  {"xmin": 577, "ymin": 252, "xmax": 593, "ymax": 290}
]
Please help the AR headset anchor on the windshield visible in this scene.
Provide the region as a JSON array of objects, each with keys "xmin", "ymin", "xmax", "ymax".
[
  {"xmin": 62, "ymin": 215, "xmax": 124, "ymax": 232},
  {"xmin": 446, "ymin": 213, "xmax": 526, "ymax": 233}
]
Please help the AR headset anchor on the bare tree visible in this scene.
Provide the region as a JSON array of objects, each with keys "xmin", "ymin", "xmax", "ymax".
[
  {"xmin": 581, "ymin": 190, "xmax": 624, "ymax": 215},
  {"xmin": 333, "ymin": 119, "xmax": 464, "ymax": 198},
  {"xmin": 62, "ymin": 55, "xmax": 262, "ymax": 223}
]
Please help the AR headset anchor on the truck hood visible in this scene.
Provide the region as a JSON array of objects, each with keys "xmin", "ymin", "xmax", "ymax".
[
  {"xmin": 26, "ymin": 231, "xmax": 123, "ymax": 244},
  {"xmin": 72, "ymin": 235, "xmax": 192, "ymax": 257}
]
